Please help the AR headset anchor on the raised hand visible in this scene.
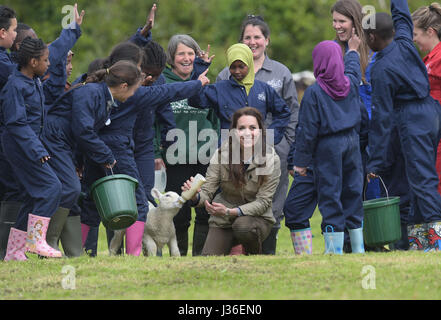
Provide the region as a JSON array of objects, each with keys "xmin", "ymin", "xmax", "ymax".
[
  {"xmin": 141, "ymin": 3, "xmax": 157, "ymax": 36},
  {"xmin": 74, "ymin": 3, "xmax": 85, "ymax": 26},
  {"xmin": 197, "ymin": 44, "xmax": 216, "ymax": 64},
  {"xmin": 348, "ymin": 27, "xmax": 361, "ymax": 52},
  {"xmin": 198, "ymin": 69, "xmax": 210, "ymax": 86}
]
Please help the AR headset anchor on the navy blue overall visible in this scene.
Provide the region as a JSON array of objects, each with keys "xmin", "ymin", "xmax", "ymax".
[
  {"xmin": 43, "ymin": 81, "xmax": 117, "ymax": 218},
  {"xmin": 367, "ymin": 0, "xmax": 441, "ymax": 225},
  {"xmin": 81, "ymin": 79, "xmax": 204, "ymax": 227},
  {"xmin": 0, "ymin": 24, "xmax": 81, "ymax": 203},
  {"xmin": 0, "ymin": 68, "xmax": 62, "ymax": 231},
  {"xmin": 290, "ymin": 51, "xmax": 363, "ymax": 233},
  {"xmin": 188, "ymin": 77, "xmax": 291, "ymax": 145},
  {"xmin": 134, "ymin": 75, "xmax": 176, "ymax": 205}
]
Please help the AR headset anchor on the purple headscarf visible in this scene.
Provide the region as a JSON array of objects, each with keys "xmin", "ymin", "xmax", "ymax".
[{"xmin": 312, "ymin": 40, "xmax": 350, "ymax": 100}]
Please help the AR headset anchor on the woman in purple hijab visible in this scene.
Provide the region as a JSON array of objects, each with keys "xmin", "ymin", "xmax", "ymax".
[
  {"xmin": 289, "ymin": 30, "xmax": 366, "ymax": 255},
  {"xmin": 313, "ymin": 40, "xmax": 351, "ymax": 100}
]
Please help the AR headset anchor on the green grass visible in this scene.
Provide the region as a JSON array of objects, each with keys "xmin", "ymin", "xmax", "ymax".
[
  {"xmin": 1, "ymin": 208, "xmax": 441, "ymax": 300},
  {"xmin": 1, "ymin": 178, "xmax": 440, "ymax": 300}
]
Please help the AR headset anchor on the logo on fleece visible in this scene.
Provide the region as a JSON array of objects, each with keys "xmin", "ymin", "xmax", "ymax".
[
  {"xmin": 257, "ymin": 93, "xmax": 266, "ymax": 102},
  {"xmin": 267, "ymin": 79, "xmax": 283, "ymax": 90}
]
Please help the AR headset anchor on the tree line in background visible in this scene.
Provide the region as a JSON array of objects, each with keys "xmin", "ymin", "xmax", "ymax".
[{"xmin": 4, "ymin": 0, "xmax": 430, "ymax": 82}]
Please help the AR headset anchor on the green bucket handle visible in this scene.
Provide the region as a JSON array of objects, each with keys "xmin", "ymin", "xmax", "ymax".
[
  {"xmin": 106, "ymin": 166, "xmax": 115, "ymax": 176},
  {"xmin": 364, "ymin": 174, "xmax": 389, "ymax": 201}
]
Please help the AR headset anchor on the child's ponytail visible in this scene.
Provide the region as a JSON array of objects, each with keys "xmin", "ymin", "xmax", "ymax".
[
  {"xmin": 85, "ymin": 60, "xmax": 142, "ymax": 88},
  {"xmin": 412, "ymin": 3, "xmax": 441, "ymax": 40}
]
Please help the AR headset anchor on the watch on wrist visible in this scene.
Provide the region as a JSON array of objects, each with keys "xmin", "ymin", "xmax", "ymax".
[{"xmin": 226, "ymin": 208, "xmax": 230, "ymax": 216}]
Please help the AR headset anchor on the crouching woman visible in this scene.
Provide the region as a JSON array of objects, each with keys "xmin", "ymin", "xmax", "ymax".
[{"xmin": 182, "ymin": 107, "xmax": 280, "ymax": 255}]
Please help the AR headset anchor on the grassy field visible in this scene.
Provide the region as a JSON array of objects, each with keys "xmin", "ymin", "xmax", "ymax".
[{"xmin": 1, "ymin": 208, "xmax": 441, "ymax": 301}]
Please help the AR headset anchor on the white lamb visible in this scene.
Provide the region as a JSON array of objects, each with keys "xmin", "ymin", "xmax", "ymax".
[
  {"xmin": 109, "ymin": 188, "xmax": 183, "ymax": 257},
  {"xmin": 142, "ymin": 188, "xmax": 183, "ymax": 257}
]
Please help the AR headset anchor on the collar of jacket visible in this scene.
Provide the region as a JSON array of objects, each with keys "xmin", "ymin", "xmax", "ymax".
[
  {"xmin": 13, "ymin": 66, "xmax": 41, "ymax": 85},
  {"xmin": 163, "ymin": 66, "xmax": 194, "ymax": 82},
  {"xmin": 260, "ymin": 55, "xmax": 274, "ymax": 72},
  {"xmin": 376, "ymin": 40, "xmax": 396, "ymax": 60},
  {"xmin": 424, "ymin": 41, "xmax": 441, "ymax": 63}
]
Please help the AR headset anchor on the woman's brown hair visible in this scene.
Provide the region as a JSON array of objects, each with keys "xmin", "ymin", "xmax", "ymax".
[
  {"xmin": 412, "ymin": 3, "xmax": 441, "ymax": 39},
  {"xmin": 225, "ymin": 107, "xmax": 268, "ymax": 188},
  {"xmin": 331, "ymin": 0, "xmax": 372, "ymax": 83}
]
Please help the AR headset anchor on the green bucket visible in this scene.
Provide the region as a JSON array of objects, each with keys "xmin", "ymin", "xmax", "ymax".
[
  {"xmin": 90, "ymin": 174, "xmax": 139, "ymax": 230},
  {"xmin": 363, "ymin": 196, "xmax": 401, "ymax": 247}
]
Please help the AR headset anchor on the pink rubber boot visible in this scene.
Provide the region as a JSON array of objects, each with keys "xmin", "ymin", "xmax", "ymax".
[
  {"xmin": 229, "ymin": 244, "xmax": 246, "ymax": 255},
  {"xmin": 25, "ymin": 214, "xmax": 62, "ymax": 258},
  {"xmin": 4, "ymin": 228, "xmax": 28, "ymax": 261},
  {"xmin": 81, "ymin": 223, "xmax": 90, "ymax": 247},
  {"xmin": 291, "ymin": 228, "xmax": 313, "ymax": 255},
  {"xmin": 125, "ymin": 221, "xmax": 145, "ymax": 256}
]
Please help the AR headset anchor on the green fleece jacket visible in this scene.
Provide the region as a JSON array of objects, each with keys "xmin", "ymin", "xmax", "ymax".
[{"xmin": 154, "ymin": 67, "xmax": 220, "ymax": 165}]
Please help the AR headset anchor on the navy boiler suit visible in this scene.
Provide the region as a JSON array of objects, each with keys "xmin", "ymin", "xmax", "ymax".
[
  {"xmin": 81, "ymin": 79, "xmax": 205, "ymax": 227},
  {"xmin": 0, "ymin": 68, "xmax": 62, "ymax": 231},
  {"xmin": 367, "ymin": 0, "xmax": 441, "ymax": 225},
  {"xmin": 43, "ymin": 82, "xmax": 118, "ymax": 216},
  {"xmin": 292, "ymin": 51, "xmax": 364, "ymax": 233},
  {"xmin": 134, "ymin": 74, "xmax": 176, "ymax": 205},
  {"xmin": 188, "ymin": 77, "xmax": 291, "ymax": 146},
  {"xmin": 0, "ymin": 23, "xmax": 82, "ymax": 202}
]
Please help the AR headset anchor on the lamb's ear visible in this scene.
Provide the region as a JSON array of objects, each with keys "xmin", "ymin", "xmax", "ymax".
[{"xmin": 151, "ymin": 188, "xmax": 162, "ymax": 201}]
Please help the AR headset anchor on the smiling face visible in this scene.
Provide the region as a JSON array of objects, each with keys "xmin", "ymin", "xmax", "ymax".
[
  {"xmin": 333, "ymin": 11, "xmax": 353, "ymax": 42},
  {"xmin": 172, "ymin": 43, "xmax": 195, "ymax": 80},
  {"xmin": 236, "ymin": 115, "xmax": 261, "ymax": 149},
  {"xmin": 242, "ymin": 24, "xmax": 269, "ymax": 61},
  {"xmin": 229, "ymin": 60, "xmax": 249, "ymax": 82},
  {"xmin": 413, "ymin": 26, "xmax": 438, "ymax": 53}
]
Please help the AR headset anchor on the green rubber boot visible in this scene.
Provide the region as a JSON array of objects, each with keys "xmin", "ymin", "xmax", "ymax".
[
  {"xmin": 46, "ymin": 207, "xmax": 70, "ymax": 252},
  {"xmin": 60, "ymin": 215, "xmax": 84, "ymax": 257}
]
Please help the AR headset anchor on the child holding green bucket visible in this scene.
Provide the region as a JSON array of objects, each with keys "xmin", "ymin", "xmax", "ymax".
[
  {"xmin": 292, "ymin": 30, "xmax": 365, "ymax": 255},
  {"xmin": 364, "ymin": 0, "xmax": 441, "ymax": 252}
]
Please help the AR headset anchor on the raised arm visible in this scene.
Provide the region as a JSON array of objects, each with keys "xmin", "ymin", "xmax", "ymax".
[{"xmin": 391, "ymin": 0, "xmax": 413, "ymax": 43}]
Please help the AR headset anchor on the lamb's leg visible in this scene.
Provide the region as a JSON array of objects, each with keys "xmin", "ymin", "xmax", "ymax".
[
  {"xmin": 109, "ymin": 230, "xmax": 125, "ymax": 256},
  {"xmin": 169, "ymin": 235, "xmax": 181, "ymax": 257},
  {"xmin": 144, "ymin": 234, "xmax": 158, "ymax": 257}
]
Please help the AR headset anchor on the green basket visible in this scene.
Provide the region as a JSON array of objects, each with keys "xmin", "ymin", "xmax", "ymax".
[
  {"xmin": 363, "ymin": 196, "xmax": 401, "ymax": 247},
  {"xmin": 90, "ymin": 174, "xmax": 139, "ymax": 230}
]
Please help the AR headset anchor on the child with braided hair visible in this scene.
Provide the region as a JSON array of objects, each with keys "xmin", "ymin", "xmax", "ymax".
[{"xmin": 1, "ymin": 37, "xmax": 63, "ymax": 260}]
